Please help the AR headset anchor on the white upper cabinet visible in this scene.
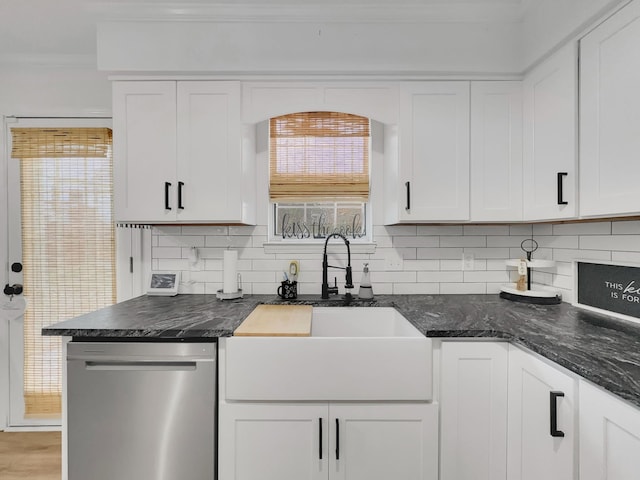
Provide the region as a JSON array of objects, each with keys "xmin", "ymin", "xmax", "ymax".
[
  {"xmin": 113, "ymin": 81, "xmax": 177, "ymax": 223},
  {"xmin": 385, "ymin": 82, "xmax": 470, "ymax": 224},
  {"xmin": 522, "ymin": 44, "xmax": 577, "ymax": 221},
  {"xmin": 176, "ymin": 82, "xmax": 254, "ymax": 223},
  {"xmin": 113, "ymin": 80, "xmax": 255, "ymax": 224},
  {"xmin": 580, "ymin": 0, "xmax": 640, "ymax": 217},
  {"xmin": 470, "ymin": 81, "xmax": 523, "ymax": 222}
]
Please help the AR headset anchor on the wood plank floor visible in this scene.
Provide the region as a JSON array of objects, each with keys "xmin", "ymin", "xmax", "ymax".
[{"xmin": 0, "ymin": 431, "xmax": 61, "ymax": 480}]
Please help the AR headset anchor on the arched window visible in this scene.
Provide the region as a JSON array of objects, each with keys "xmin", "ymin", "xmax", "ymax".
[{"xmin": 269, "ymin": 112, "xmax": 370, "ymax": 241}]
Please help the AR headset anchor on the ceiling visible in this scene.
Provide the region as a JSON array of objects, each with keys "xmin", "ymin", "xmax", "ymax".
[{"xmin": 0, "ymin": 0, "xmax": 527, "ymax": 60}]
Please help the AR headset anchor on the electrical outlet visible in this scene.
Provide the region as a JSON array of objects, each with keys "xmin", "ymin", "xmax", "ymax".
[
  {"xmin": 463, "ymin": 253, "xmax": 475, "ymax": 271},
  {"xmin": 287, "ymin": 260, "xmax": 300, "ymax": 280},
  {"xmin": 385, "ymin": 250, "xmax": 404, "ymax": 271}
]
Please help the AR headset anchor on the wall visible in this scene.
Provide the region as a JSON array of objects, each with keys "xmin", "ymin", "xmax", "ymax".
[
  {"xmin": 150, "ymin": 219, "xmax": 640, "ymax": 304},
  {"xmin": 97, "ymin": 20, "xmax": 523, "ymax": 75},
  {"xmin": 521, "ymin": 0, "xmax": 629, "ymax": 70}
]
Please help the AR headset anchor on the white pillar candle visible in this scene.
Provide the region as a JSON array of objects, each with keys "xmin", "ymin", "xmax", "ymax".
[{"xmin": 223, "ymin": 249, "xmax": 238, "ymax": 293}]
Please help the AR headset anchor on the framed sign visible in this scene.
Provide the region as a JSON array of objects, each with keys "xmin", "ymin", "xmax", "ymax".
[
  {"xmin": 147, "ymin": 271, "xmax": 180, "ymax": 296},
  {"xmin": 574, "ymin": 261, "xmax": 640, "ymax": 323}
]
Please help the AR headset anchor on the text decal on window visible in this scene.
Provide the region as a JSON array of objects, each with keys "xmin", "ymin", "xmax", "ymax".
[{"xmin": 275, "ymin": 203, "xmax": 366, "ymax": 240}]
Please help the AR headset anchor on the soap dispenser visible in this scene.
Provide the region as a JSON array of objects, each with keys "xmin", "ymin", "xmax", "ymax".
[{"xmin": 358, "ymin": 263, "xmax": 373, "ymax": 299}]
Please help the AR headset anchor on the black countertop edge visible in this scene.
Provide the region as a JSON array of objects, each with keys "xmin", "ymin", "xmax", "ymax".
[{"xmin": 41, "ymin": 293, "xmax": 640, "ymax": 410}]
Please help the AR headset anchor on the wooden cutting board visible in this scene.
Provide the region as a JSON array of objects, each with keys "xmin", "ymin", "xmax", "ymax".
[{"xmin": 233, "ymin": 305, "xmax": 312, "ymax": 337}]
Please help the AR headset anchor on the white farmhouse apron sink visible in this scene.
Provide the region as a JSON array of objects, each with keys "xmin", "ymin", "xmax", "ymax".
[{"xmin": 224, "ymin": 307, "xmax": 432, "ymax": 401}]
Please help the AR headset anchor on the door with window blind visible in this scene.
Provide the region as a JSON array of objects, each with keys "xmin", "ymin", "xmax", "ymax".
[{"xmin": 6, "ymin": 120, "xmax": 115, "ymax": 426}]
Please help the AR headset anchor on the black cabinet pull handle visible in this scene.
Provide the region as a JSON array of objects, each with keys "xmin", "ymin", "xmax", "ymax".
[
  {"xmin": 178, "ymin": 181, "xmax": 185, "ymax": 210},
  {"xmin": 335, "ymin": 418, "xmax": 340, "ymax": 460},
  {"xmin": 164, "ymin": 182, "xmax": 172, "ymax": 210},
  {"xmin": 319, "ymin": 418, "xmax": 323, "ymax": 460},
  {"xmin": 405, "ymin": 181, "xmax": 411, "ymax": 211},
  {"xmin": 550, "ymin": 391, "xmax": 565, "ymax": 437},
  {"xmin": 557, "ymin": 172, "xmax": 568, "ymax": 205}
]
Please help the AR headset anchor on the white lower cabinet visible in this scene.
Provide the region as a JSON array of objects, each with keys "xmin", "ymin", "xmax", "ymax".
[
  {"xmin": 219, "ymin": 402, "xmax": 438, "ymax": 480},
  {"xmin": 439, "ymin": 341, "xmax": 509, "ymax": 480},
  {"xmin": 507, "ymin": 345, "xmax": 577, "ymax": 480},
  {"xmin": 579, "ymin": 380, "xmax": 640, "ymax": 480},
  {"xmin": 219, "ymin": 402, "xmax": 327, "ymax": 480}
]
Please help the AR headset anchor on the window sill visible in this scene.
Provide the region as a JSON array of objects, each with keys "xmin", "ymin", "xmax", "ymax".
[{"xmin": 263, "ymin": 241, "xmax": 377, "ymax": 255}]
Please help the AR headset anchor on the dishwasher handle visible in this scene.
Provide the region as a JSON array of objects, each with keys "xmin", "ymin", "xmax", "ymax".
[{"xmin": 84, "ymin": 361, "xmax": 197, "ymax": 371}]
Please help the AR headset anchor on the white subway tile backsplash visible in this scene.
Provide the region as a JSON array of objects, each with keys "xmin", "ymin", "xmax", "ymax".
[
  {"xmin": 205, "ymin": 235, "xmax": 252, "ymax": 248},
  {"xmin": 181, "ymin": 226, "xmax": 228, "ymax": 236},
  {"xmin": 535, "ymin": 236, "xmax": 579, "ymax": 249},
  {"xmin": 371, "ymin": 271, "xmax": 417, "ymax": 283},
  {"xmin": 151, "ymin": 218, "xmax": 640, "ymax": 302},
  {"xmin": 463, "ymin": 248, "xmax": 510, "ymax": 259},
  {"xmin": 153, "ymin": 247, "xmax": 182, "ymax": 259},
  {"xmin": 612, "ymin": 251, "xmax": 640, "ymax": 265},
  {"xmin": 612, "ymin": 220, "xmax": 640, "ymax": 234},
  {"xmin": 153, "ymin": 226, "xmax": 183, "ymax": 235},
  {"xmin": 403, "ymin": 260, "xmax": 441, "ymax": 271},
  {"xmin": 441, "ymin": 236, "xmax": 486, "ymax": 247},
  {"xmin": 157, "ymin": 258, "xmax": 189, "ymax": 270},
  {"xmin": 532, "ymin": 224, "xmax": 553, "ymax": 235},
  {"xmin": 158, "ymin": 235, "xmax": 205, "ymax": 248},
  {"xmin": 440, "ymin": 260, "xmax": 463, "ymax": 271},
  {"xmin": 393, "ymin": 236, "xmax": 439, "ymax": 248},
  {"xmin": 553, "ymin": 248, "xmax": 611, "ymax": 262},
  {"xmin": 580, "ymin": 235, "xmax": 640, "ymax": 252},
  {"xmin": 463, "ymin": 271, "xmax": 510, "ymax": 283},
  {"xmin": 377, "ymin": 225, "xmax": 417, "ymax": 236},
  {"xmin": 417, "ymin": 247, "xmax": 463, "ymax": 260},
  {"xmin": 552, "ymin": 222, "xmax": 611, "ymax": 235},
  {"xmin": 417, "ymin": 271, "xmax": 463, "ymax": 283},
  {"xmin": 487, "ymin": 235, "xmax": 534, "ymax": 248},
  {"xmin": 394, "ymin": 283, "xmax": 440, "ymax": 294},
  {"xmin": 417, "ymin": 225, "xmax": 463, "ymax": 236},
  {"xmin": 509, "ymin": 225, "xmax": 533, "ymax": 236},
  {"xmin": 463, "ymin": 225, "xmax": 510, "ymax": 236}
]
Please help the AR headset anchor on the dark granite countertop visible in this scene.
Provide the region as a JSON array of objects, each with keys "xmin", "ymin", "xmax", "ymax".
[{"xmin": 43, "ymin": 293, "xmax": 640, "ymax": 409}]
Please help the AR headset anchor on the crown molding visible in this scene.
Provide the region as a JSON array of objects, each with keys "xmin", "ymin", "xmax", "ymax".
[{"xmin": 89, "ymin": 2, "xmax": 526, "ymax": 24}]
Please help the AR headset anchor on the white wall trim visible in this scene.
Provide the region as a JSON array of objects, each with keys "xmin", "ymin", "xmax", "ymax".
[{"xmin": 90, "ymin": 3, "xmax": 526, "ymax": 24}]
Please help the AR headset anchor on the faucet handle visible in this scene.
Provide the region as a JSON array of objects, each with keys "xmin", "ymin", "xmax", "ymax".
[{"xmin": 327, "ymin": 277, "xmax": 339, "ymax": 295}]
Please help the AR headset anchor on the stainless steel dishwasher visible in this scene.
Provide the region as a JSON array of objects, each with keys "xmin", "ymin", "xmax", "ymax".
[{"xmin": 67, "ymin": 341, "xmax": 216, "ymax": 480}]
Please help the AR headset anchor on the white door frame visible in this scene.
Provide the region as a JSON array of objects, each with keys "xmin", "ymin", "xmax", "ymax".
[
  {"xmin": 0, "ymin": 117, "xmax": 10, "ymax": 430},
  {"xmin": 4, "ymin": 117, "xmax": 112, "ymax": 428}
]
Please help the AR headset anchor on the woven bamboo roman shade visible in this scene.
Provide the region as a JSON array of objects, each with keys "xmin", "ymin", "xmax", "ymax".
[
  {"xmin": 269, "ymin": 112, "xmax": 370, "ymax": 201},
  {"xmin": 11, "ymin": 127, "xmax": 115, "ymax": 417}
]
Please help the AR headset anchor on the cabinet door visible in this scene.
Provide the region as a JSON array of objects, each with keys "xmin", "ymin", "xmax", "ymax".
[
  {"xmin": 398, "ymin": 82, "xmax": 470, "ymax": 222},
  {"xmin": 440, "ymin": 342, "xmax": 508, "ymax": 480},
  {"xmin": 470, "ymin": 82, "xmax": 523, "ymax": 221},
  {"xmin": 329, "ymin": 403, "xmax": 438, "ymax": 480},
  {"xmin": 507, "ymin": 345, "xmax": 577, "ymax": 480},
  {"xmin": 579, "ymin": 380, "xmax": 640, "ymax": 480},
  {"xmin": 580, "ymin": 0, "xmax": 640, "ymax": 217},
  {"xmin": 176, "ymin": 81, "xmax": 244, "ymax": 222},
  {"xmin": 522, "ymin": 44, "xmax": 577, "ymax": 221},
  {"xmin": 218, "ymin": 402, "xmax": 328, "ymax": 480},
  {"xmin": 113, "ymin": 81, "xmax": 177, "ymax": 223}
]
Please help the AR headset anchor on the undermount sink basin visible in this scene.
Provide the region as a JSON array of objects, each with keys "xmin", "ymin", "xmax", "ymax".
[
  {"xmin": 311, "ymin": 307, "xmax": 424, "ymax": 337},
  {"xmin": 224, "ymin": 307, "xmax": 432, "ymax": 402}
]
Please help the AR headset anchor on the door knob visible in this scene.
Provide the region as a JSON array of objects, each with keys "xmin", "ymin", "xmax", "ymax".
[
  {"xmin": 4, "ymin": 284, "xmax": 23, "ymax": 296},
  {"xmin": 11, "ymin": 262, "xmax": 23, "ymax": 273}
]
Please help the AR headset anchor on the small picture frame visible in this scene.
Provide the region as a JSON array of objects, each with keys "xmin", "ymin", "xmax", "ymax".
[{"xmin": 147, "ymin": 271, "xmax": 180, "ymax": 296}]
